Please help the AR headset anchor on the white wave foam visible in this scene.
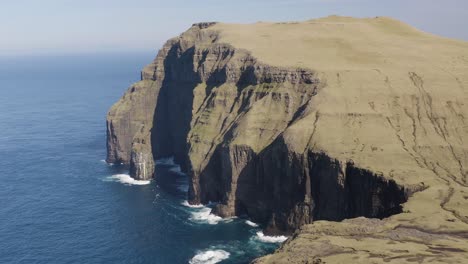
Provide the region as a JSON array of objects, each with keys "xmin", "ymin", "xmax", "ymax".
[
  {"xmin": 100, "ymin": 159, "xmax": 114, "ymax": 165},
  {"xmin": 189, "ymin": 207, "xmax": 223, "ymax": 225},
  {"xmin": 255, "ymin": 231, "xmax": 288, "ymax": 243},
  {"xmin": 182, "ymin": 200, "xmax": 204, "ymax": 208},
  {"xmin": 189, "ymin": 249, "xmax": 230, "ymax": 264},
  {"xmin": 107, "ymin": 174, "xmax": 150, "ymax": 186},
  {"xmin": 245, "ymin": 220, "xmax": 259, "ymax": 227}
]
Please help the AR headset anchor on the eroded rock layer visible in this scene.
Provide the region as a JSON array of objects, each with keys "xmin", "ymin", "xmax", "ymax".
[{"xmin": 107, "ymin": 16, "xmax": 468, "ymax": 263}]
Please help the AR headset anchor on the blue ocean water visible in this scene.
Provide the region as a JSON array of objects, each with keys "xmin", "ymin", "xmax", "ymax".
[{"xmin": 0, "ymin": 53, "xmax": 283, "ymax": 264}]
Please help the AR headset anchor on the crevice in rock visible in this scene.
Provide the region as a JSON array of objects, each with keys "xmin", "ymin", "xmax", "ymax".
[{"xmin": 151, "ymin": 44, "xmax": 199, "ymax": 172}]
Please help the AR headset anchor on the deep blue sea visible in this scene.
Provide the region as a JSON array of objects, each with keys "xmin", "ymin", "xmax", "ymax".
[{"xmin": 0, "ymin": 53, "xmax": 284, "ymax": 264}]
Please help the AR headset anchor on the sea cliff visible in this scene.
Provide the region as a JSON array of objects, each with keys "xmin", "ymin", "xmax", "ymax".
[{"xmin": 107, "ymin": 16, "xmax": 468, "ymax": 263}]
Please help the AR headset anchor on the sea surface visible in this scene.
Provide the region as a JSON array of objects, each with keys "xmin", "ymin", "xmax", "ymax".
[{"xmin": 0, "ymin": 53, "xmax": 285, "ymax": 264}]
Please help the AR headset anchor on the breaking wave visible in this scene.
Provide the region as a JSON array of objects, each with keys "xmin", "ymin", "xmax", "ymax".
[
  {"xmin": 106, "ymin": 174, "xmax": 151, "ymax": 186},
  {"xmin": 100, "ymin": 159, "xmax": 114, "ymax": 165},
  {"xmin": 186, "ymin": 203, "xmax": 236, "ymax": 225},
  {"xmin": 189, "ymin": 207, "xmax": 224, "ymax": 225},
  {"xmin": 182, "ymin": 200, "xmax": 204, "ymax": 208},
  {"xmin": 255, "ymin": 231, "xmax": 288, "ymax": 243},
  {"xmin": 245, "ymin": 220, "xmax": 259, "ymax": 227},
  {"xmin": 189, "ymin": 249, "xmax": 230, "ymax": 264}
]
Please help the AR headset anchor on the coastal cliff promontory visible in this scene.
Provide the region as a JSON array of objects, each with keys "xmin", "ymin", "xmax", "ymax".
[{"xmin": 107, "ymin": 16, "xmax": 468, "ymax": 263}]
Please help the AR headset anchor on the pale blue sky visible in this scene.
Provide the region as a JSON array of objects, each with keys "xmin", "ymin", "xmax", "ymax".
[{"xmin": 1, "ymin": 0, "xmax": 467, "ymax": 55}]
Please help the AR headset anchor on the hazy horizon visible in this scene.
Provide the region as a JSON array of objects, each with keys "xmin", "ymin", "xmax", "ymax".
[{"xmin": 1, "ymin": 0, "xmax": 467, "ymax": 56}]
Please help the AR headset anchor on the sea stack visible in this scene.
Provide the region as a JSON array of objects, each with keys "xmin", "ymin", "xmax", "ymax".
[{"xmin": 107, "ymin": 16, "xmax": 468, "ymax": 262}]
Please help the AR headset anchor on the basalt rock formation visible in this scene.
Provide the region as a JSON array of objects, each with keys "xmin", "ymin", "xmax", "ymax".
[{"xmin": 107, "ymin": 16, "xmax": 468, "ymax": 263}]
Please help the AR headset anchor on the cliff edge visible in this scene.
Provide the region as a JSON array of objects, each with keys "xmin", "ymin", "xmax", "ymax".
[{"xmin": 107, "ymin": 16, "xmax": 468, "ymax": 263}]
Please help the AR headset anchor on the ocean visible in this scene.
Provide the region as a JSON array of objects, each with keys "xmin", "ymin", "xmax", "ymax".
[{"xmin": 0, "ymin": 53, "xmax": 285, "ymax": 264}]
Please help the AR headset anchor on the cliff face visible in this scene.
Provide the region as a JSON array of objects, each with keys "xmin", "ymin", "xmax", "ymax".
[{"xmin": 107, "ymin": 16, "xmax": 468, "ymax": 262}]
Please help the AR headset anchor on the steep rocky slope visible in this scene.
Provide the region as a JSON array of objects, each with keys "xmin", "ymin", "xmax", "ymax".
[{"xmin": 107, "ymin": 16, "xmax": 468, "ymax": 262}]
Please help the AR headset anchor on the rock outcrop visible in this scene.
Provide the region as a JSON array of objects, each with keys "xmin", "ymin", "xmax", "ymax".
[{"xmin": 107, "ymin": 16, "xmax": 468, "ymax": 262}]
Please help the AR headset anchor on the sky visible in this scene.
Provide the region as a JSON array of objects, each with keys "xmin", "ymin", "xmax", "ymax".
[{"xmin": 1, "ymin": 0, "xmax": 467, "ymax": 55}]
